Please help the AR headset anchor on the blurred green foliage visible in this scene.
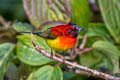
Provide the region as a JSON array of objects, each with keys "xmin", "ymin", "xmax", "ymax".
[
  {"xmin": 0, "ymin": 0, "xmax": 27, "ymax": 21},
  {"xmin": 98, "ymin": 0, "xmax": 120, "ymax": 44},
  {"xmin": 0, "ymin": 0, "xmax": 120, "ymax": 80},
  {"xmin": 70, "ymin": 0, "xmax": 91, "ymax": 28},
  {"xmin": 0, "ymin": 43, "xmax": 15, "ymax": 80}
]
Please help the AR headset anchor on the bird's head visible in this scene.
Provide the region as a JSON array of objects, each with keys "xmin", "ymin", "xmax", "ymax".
[
  {"xmin": 66, "ymin": 23, "xmax": 87, "ymax": 37},
  {"xmin": 51, "ymin": 23, "xmax": 87, "ymax": 38}
]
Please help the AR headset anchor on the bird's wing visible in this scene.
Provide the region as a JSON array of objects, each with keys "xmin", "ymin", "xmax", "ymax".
[{"xmin": 37, "ymin": 29, "xmax": 57, "ymax": 39}]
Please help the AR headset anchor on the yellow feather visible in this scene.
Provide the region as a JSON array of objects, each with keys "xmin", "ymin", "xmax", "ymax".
[{"xmin": 45, "ymin": 37, "xmax": 61, "ymax": 51}]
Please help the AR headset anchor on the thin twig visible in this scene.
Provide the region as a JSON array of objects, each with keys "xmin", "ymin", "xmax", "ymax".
[
  {"xmin": 0, "ymin": 16, "xmax": 11, "ymax": 31},
  {"xmin": 77, "ymin": 48, "xmax": 93, "ymax": 55},
  {"xmin": 79, "ymin": 35, "xmax": 87, "ymax": 50},
  {"xmin": 31, "ymin": 33, "xmax": 120, "ymax": 80}
]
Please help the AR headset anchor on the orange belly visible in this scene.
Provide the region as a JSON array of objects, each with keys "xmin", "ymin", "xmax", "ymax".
[
  {"xmin": 58, "ymin": 36, "xmax": 77, "ymax": 51},
  {"xmin": 46, "ymin": 36, "xmax": 77, "ymax": 51}
]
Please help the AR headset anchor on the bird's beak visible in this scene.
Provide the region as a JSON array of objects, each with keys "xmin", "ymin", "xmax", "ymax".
[{"xmin": 78, "ymin": 28, "xmax": 88, "ymax": 32}]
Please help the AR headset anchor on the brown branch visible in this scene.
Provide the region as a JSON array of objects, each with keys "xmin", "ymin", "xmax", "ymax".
[
  {"xmin": 31, "ymin": 33, "xmax": 120, "ymax": 80},
  {"xmin": 74, "ymin": 69, "xmax": 92, "ymax": 76}
]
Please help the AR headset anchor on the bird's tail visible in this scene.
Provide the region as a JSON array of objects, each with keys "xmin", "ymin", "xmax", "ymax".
[{"xmin": 20, "ymin": 32, "xmax": 42, "ymax": 36}]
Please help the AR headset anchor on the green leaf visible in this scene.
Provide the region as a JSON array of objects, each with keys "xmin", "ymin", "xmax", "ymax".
[
  {"xmin": 79, "ymin": 24, "xmax": 109, "ymax": 67},
  {"xmin": 63, "ymin": 71, "xmax": 75, "ymax": 80},
  {"xmin": 86, "ymin": 23, "xmax": 111, "ymax": 41},
  {"xmin": 27, "ymin": 65, "xmax": 63, "ymax": 80},
  {"xmin": 23, "ymin": 0, "xmax": 72, "ymax": 28},
  {"xmin": 79, "ymin": 23, "xmax": 111, "ymax": 48},
  {"xmin": 5, "ymin": 63, "xmax": 19, "ymax": 80},
  {"xmin": 70, "ymin": 0, "xmax": 91, "ymax": 28},
  {"xmin": 70, "ymin": 75, "xmax": 87, "ymax": 80},
  {"xmin": 41, "ymin": 23, "xmax": 64, "ymax": 31},
  {"xmin": 0, "ymin": 43, "xmax": 15, "ymax": 80},
  {"xmin": 17, "ymin": 34, "xmax": 51, "ymax": 65},
  {"xmin": 12, "ymin": 22, "xmax": 34, "ymax": 32},
  {"xmin": 92, "ymin": 41, "xmax": 120, "ymax": 73},
  {"xmin": 98, "ymin": 0, "xmax": 120, "ymax": 44},
  {"xmin": 80, "ymin": 51, "xmax": 103, "ymax": 67}
]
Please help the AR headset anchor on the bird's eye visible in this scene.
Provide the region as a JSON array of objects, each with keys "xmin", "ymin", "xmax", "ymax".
[
  {"xmin": 67, "ymin": 29, "xmax": 71, "ymax": 34},
  {"xmin": 72, "ymin": 26, "xmax": 78, "ymax": 31},
  {"xmin": 69, "ymin": 23, "xmax": 80, "ymax": 31},
  {"xmin": 71, "ymin": 25, "xmax": 76, "ymax": 29},
  {"xmin": 71, "ymin": 24, "xmax": 79, "ymax": 29}
]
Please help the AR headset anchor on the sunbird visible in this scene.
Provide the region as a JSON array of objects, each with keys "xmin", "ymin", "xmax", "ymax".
[{"xmin": 22, "ymin": 23, "xmax": 87, "ymax": 58}]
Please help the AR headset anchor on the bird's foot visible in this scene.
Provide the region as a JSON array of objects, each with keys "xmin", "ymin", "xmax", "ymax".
[
  {"xmin": 62, "ymin": 57, "xmax": 65, "ymax": 64},
  {"xmin": 50, "ymin": 49, "xmax": 53, "ymax": 59},
  {"xmin": 50, "ymin": 55, "xmax": 53, "ymax": 59}
]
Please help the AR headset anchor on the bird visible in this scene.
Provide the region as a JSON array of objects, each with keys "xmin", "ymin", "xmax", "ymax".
[{"xmin": 21, "ymin": 23, "xmax": 87, "ymax": 59}]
